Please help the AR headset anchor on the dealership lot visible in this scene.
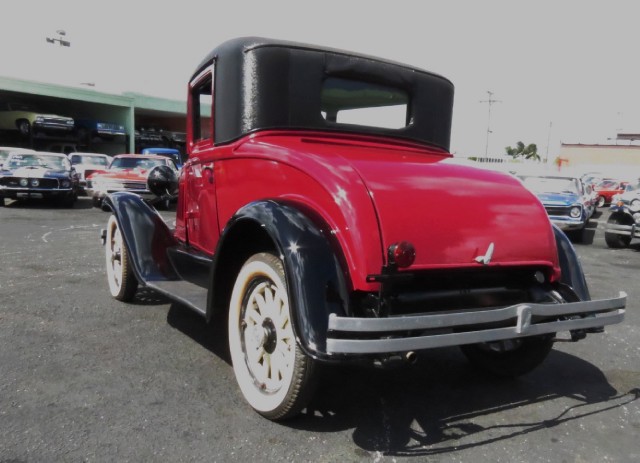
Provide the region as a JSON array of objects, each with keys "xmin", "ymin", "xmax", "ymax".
[{"xmin": 1, "ymin": 199, "xmax": 638, "ymax": 462}]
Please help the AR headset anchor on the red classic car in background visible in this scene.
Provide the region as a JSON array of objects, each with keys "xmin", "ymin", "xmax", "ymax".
[
  {"xmin": 594, "ymin": 179, "xmax": 629, "ymax": 207},
  {"xmin": 86, "ymin": 153, "xmax": 178, "ymax": 210}
]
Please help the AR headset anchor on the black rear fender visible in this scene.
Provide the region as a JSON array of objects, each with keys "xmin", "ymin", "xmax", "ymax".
[
  {"xmin": 209, "ymin": 200, "xmax": 350, "ymax": 360},
  {"xmin": 553, "ymin": 224, "xmax": 590, "ymax": 301}
]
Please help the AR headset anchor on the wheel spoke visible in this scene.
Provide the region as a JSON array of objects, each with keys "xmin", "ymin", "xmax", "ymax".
[
  {"xmin": 264, "ymin": 284, "xmax": 275, "ymax": 310},
  {"xmin": 245, "ymin": 306, "xmax": 262, "ymax": 325},
  {"xmin": 253, "ymin": 291, "xmax": 267, "ymax": 315}
]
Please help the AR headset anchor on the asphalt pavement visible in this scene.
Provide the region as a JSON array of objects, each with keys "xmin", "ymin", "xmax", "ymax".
[{"xmin": 1, "ymin": 199, "xmax": 638, "ymax": 462}]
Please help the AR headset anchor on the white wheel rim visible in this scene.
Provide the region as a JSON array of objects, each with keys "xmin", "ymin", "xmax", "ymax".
[
  {"xmin": 105, "ymin": 216, "xmax": 124, "ymax": 297},
  {"xmin": 229, "ymin": 260, "xmax": 296, "ymax": 413}
]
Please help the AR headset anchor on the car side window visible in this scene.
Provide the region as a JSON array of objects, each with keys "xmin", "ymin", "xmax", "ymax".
[{"xmin": 190, "ymin": 65, "xmax": 213, "ymax": 143}]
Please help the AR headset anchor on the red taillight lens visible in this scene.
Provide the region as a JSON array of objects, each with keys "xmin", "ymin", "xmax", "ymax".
[{"xmin": 388, "ymin": 241, "xmax": 416, "ymax": 268}]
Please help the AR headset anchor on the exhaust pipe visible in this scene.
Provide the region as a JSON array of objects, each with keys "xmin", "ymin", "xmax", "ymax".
[{"xmin": 405, "ymin": 351, "xmax": 417, "ymax": 364}]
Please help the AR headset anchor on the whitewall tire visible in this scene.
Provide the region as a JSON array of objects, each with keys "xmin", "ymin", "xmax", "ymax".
[
  {"xmin": 228, "ymin": 252, "xmax": 315, "ymax": 420},
  {"xmin": 105, "ymin": 215, "xmax": 138, "ymax": 301}
]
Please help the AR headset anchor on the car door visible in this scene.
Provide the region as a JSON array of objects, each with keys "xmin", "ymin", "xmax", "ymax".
[{"xmin": 184, "ymin": 65, "xmax": 219, "ymax": 255}]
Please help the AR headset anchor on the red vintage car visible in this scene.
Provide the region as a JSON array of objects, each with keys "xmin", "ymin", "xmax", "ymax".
[
  {"xmin": 86, "ymin": 153, "xmax": 178, "ymax": 210},
  {"xmin": 100, "ymin": 37, "xmax": 625, "ymax": 420},
  {"xmin": 594, "ymin": 179, "xmax": 629, "ymax": 207}
]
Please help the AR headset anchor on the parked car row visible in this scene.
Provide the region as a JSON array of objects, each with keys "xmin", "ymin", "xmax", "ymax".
[
  {"xmin": 0, "ymin": 146, "xmax": 180, "ymax": 210},
  {"xmin": 0, "ymin": 102, "xmax": 186, "ymax": 159},
  {"xmin": 0, "ymin": 102, "xmax": 125, "ymax": 142}
]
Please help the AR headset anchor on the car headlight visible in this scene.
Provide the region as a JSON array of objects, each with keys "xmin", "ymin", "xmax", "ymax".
[
  {"xmin": 31, "ymin": 179, "xmax": 39, "ymax": 187},
  {"xmin": 631, "ymin": 199, "xmax": 640, "ymax": 210},
  {"xmin": 61, "ymin": 180, "xmax": 70, "ymax": 188},
  {"xmin": 570, "ymin": 206, "xmax": 582, "ymax": 218},
  {"xmin": 633, "ymin": 212, "xmax": 640, "ymax": 224},
  {"xmin": 35, "ymin": 116, "xmax": 44, "ymax": 122},
  {"xmin": 19, "ymin": 178, "xmax": 28, "ymax": 187}
]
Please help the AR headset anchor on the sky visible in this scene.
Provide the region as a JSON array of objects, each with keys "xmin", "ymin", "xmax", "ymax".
[{"xmin": 2, "ymin": 0, "xmax": 640, "ymax": 159}]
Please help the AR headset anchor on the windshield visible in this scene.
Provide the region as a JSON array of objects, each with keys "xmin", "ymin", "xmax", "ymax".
[
  {"xmin": 596, "ymin": 180, "xmax": 617, "ymax": 189},
  {"xmin": 6, "ymin": 153, "xmax": 69, "ymax": 170},
  {"xmin": 71, "ymin": 155, "xmax": 109, "ymax": 166},
  {"xmin": 110, "ymin": 157, "xmax": 167, "ymax": 170},
  {"xmin": 520, "ymin": 176, "xmax": 580, "ymax": 195}
]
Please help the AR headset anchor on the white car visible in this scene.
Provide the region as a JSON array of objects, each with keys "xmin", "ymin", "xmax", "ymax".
[
  {"xmin": 68, "ymin": 152, "xmax": 112, "ymax": 189},
  {"xmin": 612, "ymin": 180, "xmax": 640, "ymax": 208}
]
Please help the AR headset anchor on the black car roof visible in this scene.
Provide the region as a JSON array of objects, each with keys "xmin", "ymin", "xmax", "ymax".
[{"xmin": 192, "ymin": 37, "xmax": 455, "ymax": 150}]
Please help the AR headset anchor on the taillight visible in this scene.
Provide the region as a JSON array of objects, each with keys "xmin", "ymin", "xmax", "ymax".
[{"xmin": 388, "ymin": 241, "xmax": 416, "ymax": 268}]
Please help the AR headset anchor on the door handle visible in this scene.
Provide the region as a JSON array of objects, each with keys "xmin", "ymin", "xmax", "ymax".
[{"xmin": 202, "ymin": 165, "xmax": 214, "ymax": 184}]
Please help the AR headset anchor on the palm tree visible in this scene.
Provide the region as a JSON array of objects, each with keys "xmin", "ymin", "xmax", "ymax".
[{"xmin": 505, "ymin": 141, "xmax": 540, "ymax": 161}]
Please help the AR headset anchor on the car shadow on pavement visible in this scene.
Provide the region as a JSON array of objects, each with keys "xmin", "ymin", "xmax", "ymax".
[
  {"xmin": 160, "ymin": 299, "xmax": 640, "ymax": 456},
  {"xmin": 133, "ymin": 287, "xmax": 172, "ymax": 306},
  {"xmin": 165, "ymin": 302, "xmax": 231, "ymax": 365},
  {"xmin": 290, "ymin": 347, "xmax": 640, "ymax": 457}
]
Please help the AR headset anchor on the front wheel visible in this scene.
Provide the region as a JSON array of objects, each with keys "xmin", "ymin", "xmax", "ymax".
[
  {"xmin": 105, "ymin": 215, "xmax": 138, "ymax": 301},
  {"xmin": 228, "ymin": 252, "xmax": 315, "ymax": 420},
  {"xmin": 460, "ymin": 335, "xmax": 554, "ymax": 377},
  {"xmin": 597, "ymin": 196, "xmax": 606, "ymax": 208},
  {"xmin": 605, "ymin": 216, "xmax": 632, "ymax": 249}
]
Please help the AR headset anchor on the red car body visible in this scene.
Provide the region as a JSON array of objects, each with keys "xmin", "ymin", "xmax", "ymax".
[
  {"xmin": 176, "ymin": 131, "xmax": 560, "ymax": 292},
  {"xmin": 102, "ymin": 37, "xmax": 625, "ymax": 420},
  {"xmin": 594, "ymin": 179, "xmax": 629, "ymax": 207}
]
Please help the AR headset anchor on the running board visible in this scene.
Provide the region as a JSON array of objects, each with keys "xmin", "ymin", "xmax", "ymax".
[{"xmin": 145, "ymin": 280, "xmax": 208, "ymax": 317}]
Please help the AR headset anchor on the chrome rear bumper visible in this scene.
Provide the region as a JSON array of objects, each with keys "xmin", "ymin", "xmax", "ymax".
[{"xmin": 326, "ymin": 292, "xmax": 626, "ymax": 354}]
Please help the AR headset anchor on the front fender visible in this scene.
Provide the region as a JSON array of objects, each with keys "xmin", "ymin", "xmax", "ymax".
[
  {"xmin": 103, "ymin": 192, "xmax": 178, "ymax": 284},
  {"xmin": 213, "ymin": 200, "xmax": 350, "ymax": 360}
]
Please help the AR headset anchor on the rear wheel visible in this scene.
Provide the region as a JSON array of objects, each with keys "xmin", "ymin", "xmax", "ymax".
[
  {"xmin": 460, "ymin": 335, "xmax": 554, "ymax": 377},
  {"xmin": 597, "ymin": 196, "xmax": 606, "ymax": 207},
  {"xmin": 105, "ymin": 215, "xmax": 138, "ymax": 301},
  {"xmin": 228, "ymin": 252, "xmax": 316, "ymax": 420},
  {"xmin": 17, "ymin": 119, "xmax": 30, "ymax": 136},
  {"xmin": 605, "ymin": 215, "xmax": 632, "ymax": 249}
]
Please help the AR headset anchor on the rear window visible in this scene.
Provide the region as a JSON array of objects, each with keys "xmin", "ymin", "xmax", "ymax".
[{"xmin": 321, "ymin": 77, "xmax": 409, "ymax": 130}]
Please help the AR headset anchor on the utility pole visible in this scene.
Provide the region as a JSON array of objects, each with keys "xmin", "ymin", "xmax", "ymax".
[
  {"xmin": 479, "ymin": 91, "xmax": 501, "ymax": 159},
  {"xmin": 545, "ymin": 121, "xmax": 553, "ymax": 164}
]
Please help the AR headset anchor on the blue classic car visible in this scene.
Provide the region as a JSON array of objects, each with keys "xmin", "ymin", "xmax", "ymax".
[
  {"xmin": 0, "ymin": 151, "xmax": 79, "ymax": 207},
  {"xmin": 140, "ymin": 147, "xmax": 183, "ymax": 169},
  {"xmin": 74, "ymin": 118, "xmax": 126, "ymax": 143},
  {"xmin": 519, "ymin": 174, "xmax": 591, "ymax": 241}
]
